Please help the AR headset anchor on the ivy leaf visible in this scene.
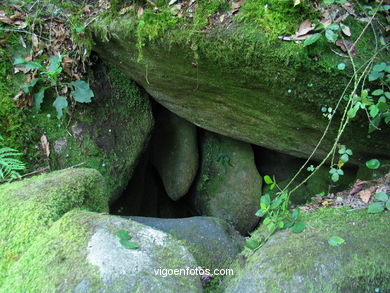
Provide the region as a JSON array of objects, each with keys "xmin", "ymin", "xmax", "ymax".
[
  {"xmin": 365, "ymin": 159, "xmax": 380, "ymax": 169},
  {"xmin": 70, "ymin": 80, "xmax": 94, "ymax": 103},
  {"xmin": 245, "ymin": 239, "xmax": 260, "ymax": 250},
  {"xmin": 292, "ymin": 222, "xmax": 306, "ymax": 233},
  {"xmin": 367, "ymin": 202, "xmax": 385, "ymax": 213},
  {"xmin": 120, "ymin": 239, "xmax": 139, "ymax": 249},
  {"xmin": 53, "ymin": 96, "xmax": 68, "ymax": 119},
  {"xmin": 374, "ymin": 192, "xmax": 389, "ymax": 202},
  {"xmin": 303, "ymin": 33, "xmax": 321, "ymax": 47},
  {"xmin": 33, "ymin": 87, "xmax": 45, "ymax": 111},
  {"xmin": 328, "ymin": 236, "xmax": 345, "ymax": 246}
]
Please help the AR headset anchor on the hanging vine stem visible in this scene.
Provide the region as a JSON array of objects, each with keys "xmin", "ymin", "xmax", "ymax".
[{"xmin": 282, "ymin": 2, "xmax": 385, "ymax": 194}]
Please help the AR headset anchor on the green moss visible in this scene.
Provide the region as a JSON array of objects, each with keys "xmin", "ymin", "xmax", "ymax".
[
  {"xmin": 0, "ymin": 210, "xmax": 103, "ymax": 293},
  {"xmin": 0, "ymin": 168, "xmax": 108, "ymax": 286},
  {"xmin": 228, "ymin": 208, "xmax": 390, "ymax": 292}
]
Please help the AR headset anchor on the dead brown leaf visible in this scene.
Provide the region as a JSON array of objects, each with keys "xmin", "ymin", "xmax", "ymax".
[
  {"xmin": 40, "ymin": 135, "xmax": 50, "ymax": 157},
  {"xmin": 232, "ymin": 0, "xmax": 244, "ymax": 13},
  {"xmin": 341, "ymin": 24, "xmax": 351, "ymax": 36},
  {"xmin": 137, "ymin": 7, "xmax": 144, "ymax": 19},
  {"xmin": 358, "ymin": 186, "xmax": 377, "ymax": 204},
  {"xmin": 296, "ymin": 19, "xmax": 315, "ymax": 37},
  {"xmin": 349, "ymin": 180, "xmax": 366, "ymax": 196}
]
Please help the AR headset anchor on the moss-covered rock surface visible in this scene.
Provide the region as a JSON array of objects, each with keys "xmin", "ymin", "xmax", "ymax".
[
  {"xmin": 92, "ymin": 0, "xmax": 390, "ymax": 162},
  {"xmin": 193, "ymin": 131, "xmax": 262, "ymax": 234},
  {"xmin": 1, "ymin": 210, "xmax": 203, "ymax": 293},
  {"xmin": 223, "ymin": 208, "xmax": 390, "ymax": 293},
  {"xmin": 131, "ymin": 216, "xmax": 244, "ymax": 269},
  {"xmin": 0, "ymin": 168, "xmax": 108, "ymax": 285}
]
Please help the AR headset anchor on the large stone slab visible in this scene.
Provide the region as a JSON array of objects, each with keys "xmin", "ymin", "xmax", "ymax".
[
  {"xmin": 1, "ymin": 211, "xmax": 203, "ymax": 293},
  {"xmin": 0, "ymin": 168, "xmax": 108, "ymax": 285}
]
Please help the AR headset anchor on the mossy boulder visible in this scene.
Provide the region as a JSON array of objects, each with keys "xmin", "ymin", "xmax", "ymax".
[
  {"xmin": 1, "ymin": 210, "xmax": 203, "ymax": 293},
  {"xmin": 50, "ymin": 63, "xmax": 154, "ymax": 203},
  {"xmin": 0, "ymin": 168, "xmax": 108, "ymax": 285},
  {"xmin": 192, "ymin": 131, "xmax": 262, "ymax": 234},
  {"xmin": 151, "ymin": 107, "xmax": 199, "ymax": 201},
  {"xmin": 131, "ymin": 216, "xmax": 244, "ymax": 269},
  {"xmin": 92, "ymin": 3, "xmax": 390, "ymax": 162},
  {"xmin": 223, "ymin": 208, "xmax": 390, "ymax": 292}
]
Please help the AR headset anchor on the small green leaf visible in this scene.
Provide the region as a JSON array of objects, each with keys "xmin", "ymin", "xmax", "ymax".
[
  {"xmin": 267, "ymin": 222, "xmax": 276, "ymax": 233},
  {"xmin": 120, "ymin": 239, "xmax": 139, "ymax": 249},
  {"xmin": 284, "ymin": 221, "xmax": 294, "ymax": 229},
  {"xmin": 33, "ymin": 87, "xmax": 45, "ymax": 111},
  {"xmin": 386, "ymin": 200, "xmax": 390, "ymax": 210},
  {"xmin": 53, "ymin": 96, "xmax": 68, "ymax": 119},
  {"xmin": 328, "ymin": 236, "xmax": 345, "ymax": 246},
  {"xmin": 373, "ymin": 62, "xmax": 387, "ymax": 72},
  {"xmin": 245, "ymin": 239, "xmax": 260, "ymax": 250},
  {"xmin": 270, "ymin": 183, "xmax": 276, "ymax": 190},
  {"xmin": 325, "ymin": 29, "xmax": 338, "ymax": 43},
  {"xmin": 346, "ymin": 149, "xmax": 353, "ymax": 155},
  {"xmin": 365, "ymin": 159, "xmax": 380, "ymax": 169},
  {"xmin": 260, "ymin": 194, "xmax": 271, "ymax": 210},
  {"xmin": 337, "ymin": 63, "xmax": 345, "ymax": 70},
  {"xmin": 264, "ymin": 175, "xmax": 273, "ymax": 185},
  {"xmin": 340, "ymin": 153, "xmax": 349, "ymax": 163},
  {"xmin": 347, "ymin": 104, "xmax": 359, "ymax": 119},
  {"xmin": 292, "ymin": 208, "xmax": 299, "ymax": 221},
  {"xmin": 71, "ymin": 80, "xmax": 94, "ymax": 103},
  {"xmin": 385, "ymin": 92, "xmax": 390, "ymax": 99},
  {"xmin": 303, "ymin": 33, "xmax": 322, "ymax": 47},
  {"xmin": 337, "ymin": 169, "xmax": 344, "ymax": 175},
  {"xmin": 372, "ymin": 89, "xmax": 384, "ymax": 96},
  {"xmin": 271, "ymin": 197, "xmax": 283, "ymax": 209},
  {"xmin": 116, "ymin": 230, "xmax": 130, "ymax": 240},
  {"xmin": 369, "ymin": 71, "xmax": 384, "ymax": 81},
  {"xmin": 367, "ymin": 202, "xmax": 385, "ymax": 213},
  {"xmin": 374, "ymin": 192, "xmax": 389, "ymax": 202},
  {"xmin": 331, "ymin": 172, "xmax": 339, "ymax": 182},
  {"xmin": 47, "ymin": 55, "xmax": 62, "ymax": 72},
  {"xmin": 292, "ymin": 222, "xmax": 306, "ymax": 233},
  {"xmin": 255, "ymin": 209, "xmax": 266, "ymax": 217}
]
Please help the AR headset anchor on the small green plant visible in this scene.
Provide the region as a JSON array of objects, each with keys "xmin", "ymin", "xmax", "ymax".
[
  {"xmin": 246, "ymin": 176, "xmax": 306, "ymax": 251},
  {"xmin": 13, "ymin": 55, "xmax": 94, "ymax": 119},
  {"xmin": 0, "ymin": 136, "xmax": 25, "ymax": 182},
  {"xmin": 116, "ymin": 230, "xmax": 139, "ymax": 249},
  {"xmin": 367, "ymin": 192, "xmax": 390, "ymax": 213}
]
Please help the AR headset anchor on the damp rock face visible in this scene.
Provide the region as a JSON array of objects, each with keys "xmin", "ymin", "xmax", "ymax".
[
  {"xmin": 92, "ymin": 11, "xmax": 390, "ymax": 163},
  {"xmin": 51, "ymin": 63, "xmax": 154, "ymax": 203},
  {"xmin": 0, "ymin": 168, "xmax": 108, "ymax": 286},
  {"xmin": 131, "ymin": 216, "xmax": 244, "ymax": 269},
  {"xmin": 192, "ymin": 131, "xmax": 262, "ymax": 234},
  {"xmin": 1, "ymin": 211, "xmax": 203, "ymax": 293},
  {"xmin": 222, "ymin": 208, "xmax": 390, "ymax": 293},
  {"xmin": 151, "ymin": 107, "xmax": 199, "ymax": 201}
]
